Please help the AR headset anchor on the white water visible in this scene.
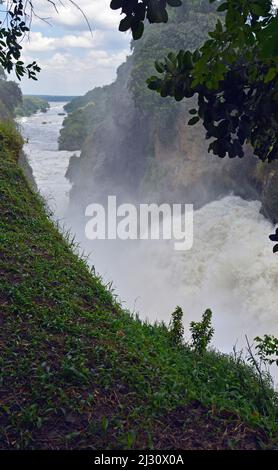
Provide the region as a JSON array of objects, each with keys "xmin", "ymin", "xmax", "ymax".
[
  {"xmin": 18, "ymin": 102, "xmax": 80, "ymax": 217},
  {"xmin": 19, "ymin": 102, "xmax": 278, "ymax": 378}
]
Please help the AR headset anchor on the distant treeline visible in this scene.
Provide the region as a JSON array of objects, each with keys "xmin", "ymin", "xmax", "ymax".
[
  {"xmin": 15, "ymin": 96, "xmax": 50, "ymax": 117},
  {"xmin": 33, "ymin": 95, "xmax": 79, "ymax": 103}
]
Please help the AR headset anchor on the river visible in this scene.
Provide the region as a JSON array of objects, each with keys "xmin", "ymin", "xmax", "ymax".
[
  {"xmin": 18, "ymin": 101, "xmax": 278, "ymax": 381},
  {"xmin": 18, "ymin": 102, "xmax": 79, "ymax": 217}
]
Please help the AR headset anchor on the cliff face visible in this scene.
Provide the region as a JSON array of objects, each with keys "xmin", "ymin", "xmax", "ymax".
[
  {"xmin": 66, "ymin": 80, "xmax": 259, "ymax": 215},
  {"xmin": 66, "ymin": 59, "xmax": 152, "ymax": 207},
  {"xmin": 62, "ymin": 4, "xmax": 264, "ymax": 217},
  {"xmin": 18, "ymin": 150, "xmax": 38, "ymax": 191},
  {"xmin": 139, "ymin": 114, "xmax": 260, "ymax": 207},
  {"xmin": 260, "ymin": 162, "xmax": 278, "ymax": 223}
]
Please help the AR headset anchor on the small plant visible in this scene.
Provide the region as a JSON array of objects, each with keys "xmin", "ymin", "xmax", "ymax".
[
  {"xmin": 190, "ymin": 309, "xmax": 214, "ymax": 354},
  {"xmin": 169, "ymin": 306, "xmax": 184, "ymax": 346},
  {"xmin": 254, "ymin": 335, "xmax": 278, "ymax": 366}
]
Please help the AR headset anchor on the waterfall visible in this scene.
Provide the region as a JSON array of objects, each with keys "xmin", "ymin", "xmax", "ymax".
[{"xmin": 20, "ymin": 103, "xmax": 278, "ymax": 380}]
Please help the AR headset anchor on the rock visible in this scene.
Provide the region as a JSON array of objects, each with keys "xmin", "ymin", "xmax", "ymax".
[{"xmin": 261, "ymin": 164, "xmax": 278, "ymax": 223}]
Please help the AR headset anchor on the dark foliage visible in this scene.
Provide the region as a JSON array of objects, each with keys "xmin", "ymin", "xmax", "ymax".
[
  {"xmin": 0, "ymin": 1, "xmax": 40, "ymax": 79},
  {"xmin": 110, "ymin": 0, "xmax": 183, "ymax": 40},
  {"xmin": 112, "ymin": 1, "xmax": 278, "ymax": 162},
  {"xmin": 147, "ymin": 51, "xmax": 278, "ymax": 161},
  {"xmin": 269, "ymin": 227, "xmax": 278, "ymax": 253}
]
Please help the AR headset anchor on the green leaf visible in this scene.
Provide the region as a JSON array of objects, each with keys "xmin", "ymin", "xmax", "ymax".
[
  {"xmin": 273, "ymin": 244, "xmax": 278, "ymax": 254},
  {"xmin": 183, "ymin": 50, "xmax": 193, "ymax": 69},
  {"xmin": 154, "ymin": 60, "xmax": 164, "ymax": 73},
  {"xmin": 119, "ymin": 16, "xmax": 132, "ymax": 32},
  {"xmin": 167, "ymin": 51, "xmax": 176, "ymax": 64},
  {"xmin": 264, "ymin": 67, "xmax": 277, "ymax": 83},
  {"xmin": 110, "ymin": 0, "xmax": 122, "ymax": 10},
  {"xmin": 148, "ymin": 1, "xmax": 168, "ymax": 23},
  {"xmin": 215, "ymin": 19, "xmax": 223, "ymax": 33},
  {"xmin": 261, "ymin": 32, "xmax": 278, "ymax": 58},
  {"xmin": 160, "ymin": 82, "xmax": 170, "ymax": 97},
  {"xmin": 147, "ymin": 77, "xmax": 161, "ymax": 91},
  {"xmin": 132, "ymin": 21, "xmax": 144, "ymax": 40},
  {"xmin": 174, "ymin": 84, "xmax": 184, "ymax": 101},
  {"xmin": 188, "ymin": 116, "xmax": 200, "ymax": 126},
  {"xmin": 165, "ymin": 58, "xmax": 175, "ymax": 72},
  {"xmin": 250, "ymin": 4, "xmax": 266, "ymax": 17},
  {"xmin": 217, "ymin": 2, "xmax": 228, "ymax": 12},
  {"xmin": 167, "ymin": 0, "xmax": 182, "ymax": 6}
]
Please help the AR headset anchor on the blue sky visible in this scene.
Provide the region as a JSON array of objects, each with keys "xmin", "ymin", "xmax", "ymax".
[
  {"xmin": 5, "ymin": 1, "xmax": 278, "ymax": 96},
  {"xmin": 14, "ymin": 0, "xmax": 131, "ymax": 95}
]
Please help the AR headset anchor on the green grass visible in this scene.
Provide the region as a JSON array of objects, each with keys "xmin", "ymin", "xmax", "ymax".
[{"xmin": 0, "ymin": 125, "xmax": 277, "ymax": 449}]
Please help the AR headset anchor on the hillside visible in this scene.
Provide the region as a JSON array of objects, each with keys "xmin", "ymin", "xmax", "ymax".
[
  {"xmin": 59, "ymin": 2, "xmax": 264, "ymax": 217},
  {"xmin": 0, "ymin": 74, "xmax": 21, "ymax": 121},
  {"xmin": 15, "ymin": 96, "xmax": 50, "ymax": 117},
  {"xmin": 0, "ymin": 123, "xmax": 277, "ymax": 449},
  {"xmin": 0, "ymin": 72, "xmax": 37, "ymax": 191},
  {"xmin": 59, "ymin": 2, "xmax": 278, "ymax": 224}
]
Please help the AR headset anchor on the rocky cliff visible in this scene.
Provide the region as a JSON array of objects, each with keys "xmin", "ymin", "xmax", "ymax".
[{"xmin": 61, "ymin": 3, "xmax": 272, "ymax": 219}]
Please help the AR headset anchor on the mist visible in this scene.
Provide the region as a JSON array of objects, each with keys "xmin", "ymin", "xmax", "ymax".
[{"xmin": 19, "ymin": 102, "xmax": 278, "ymax": 383}]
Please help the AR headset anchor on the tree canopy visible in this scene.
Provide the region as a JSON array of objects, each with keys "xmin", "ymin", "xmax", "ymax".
[
  {"xmin": 0, "ymin": 1, "xmax": 41, "ymax": 79},
  {"xmin": 1, "ymin": 1, "xmax": 278, "ymax": 162},
  {"xmin": 111, "ymin": 0, "xmax": 278, "ymax": 162}
]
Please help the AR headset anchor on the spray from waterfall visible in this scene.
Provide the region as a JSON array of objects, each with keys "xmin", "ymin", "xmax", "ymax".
[{"xmin": 19, "ymin": 102, "xmax": 278, "ymax": 381}]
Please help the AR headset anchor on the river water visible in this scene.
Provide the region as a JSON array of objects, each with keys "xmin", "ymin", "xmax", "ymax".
[
  {"xmin": 18, "ymin": 102, "xmax": 79, "ymax": 217},
  {"xmin": 18, "ymin": 102, "xmax": 278, "ymax": 380}
]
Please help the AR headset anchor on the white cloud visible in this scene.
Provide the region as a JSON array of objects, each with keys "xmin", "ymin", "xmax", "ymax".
[
  {"xmin": 41, "ymin": 49, "xmax": 129, "ymax": 72},
  {"xmin": 23, "ymin": 29, "xmax": 129, "ymax": 53},
  {"xmin": 16, "ymin": 0, "xmax": 130, "ymax": 94},
  {"xmin": 24, "ymin": 31, "xmax": 94, "ymax": 52},
  {"xmin": 20, "ymin": 47, "xmax": 129, "ymax": 95},
  {"xmin": 31, "ymin": 0, "xmax": 122, "ymax": 31}
]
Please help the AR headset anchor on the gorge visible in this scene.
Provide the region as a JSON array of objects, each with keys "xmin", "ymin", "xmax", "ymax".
[
  {"xmin": 49, "ymin": 3, "xmax": 278, "ymax": 364},
  {"xmin": 19, "ymin": 100, "xmax": 278, "ymax": 380},
  {"xmin": 1, "ymin": 0, "xmax": 278, "ymax": 451}
]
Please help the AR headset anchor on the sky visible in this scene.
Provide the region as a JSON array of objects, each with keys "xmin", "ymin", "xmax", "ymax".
[
  {"xmin": 12, "ymin": 0, "xmax": 131, "ymax": 96},
  {"xmin": 3, "ymin": 0, "xmax": 278, "ymax": 96}
]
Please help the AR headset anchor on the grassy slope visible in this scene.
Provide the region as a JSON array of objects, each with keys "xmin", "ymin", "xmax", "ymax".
[{"xmin": 0, "ymin": 129, "xmax": 277, "ymax": 450}]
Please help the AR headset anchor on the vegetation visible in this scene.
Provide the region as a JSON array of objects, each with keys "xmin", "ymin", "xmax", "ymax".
[
  {"xmin": 15, "ymin": 96, "xmax": 50, "ymax": 117},
  {"xmin": 190, "ymin": 309, "xmax": 214, "ymax": 355},
  {"xmin": 0, "ymin": 0, "xmax": 278, "ymax": 161},
  {"xmin": 112, "ymin": 0, "xmax": 278, "ymax": 162},
  {"xmin": 59, "ymin": 87, "xmax": 111, "ymax": 151},
  {"xmin": 0, "ymin": 0, "xmax": 90, "ymax": 80},
  {"xmin": 0, "ymin": 0, "xmax": 277, "ymax": 451},
  {"xmin": 0, "ymin": 73, "xmax": 22, "ymax": 120},
  {"xmin": 0, "ymin": 1, "xmax": 40, "ymax": 79},
  {"xmin": 255, "ymin": 335, "xmax": 278, "ymax": 366},
  {"xmin": 169, "ymin": 306, "xmax": 184, "ymax": 346},
  {"xmin": 0, "ymin": 124, "xmax": 277, "ymax": 449},
  {"xmin": 111, "ymin": 0, "xmax": 187, "ymax": 39},
  {"xmin": 59, "ymin": 4, "xmax": 218, "ymax": 153},
  {"xmin": 118, "ymin": 0, "xmax": 278, "ymax": 371}
]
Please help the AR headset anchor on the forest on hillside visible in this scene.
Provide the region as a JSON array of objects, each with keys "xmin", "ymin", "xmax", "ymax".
[{"xmin": 60, "ymin": 1, "xmax": 278, "ymax": 223}]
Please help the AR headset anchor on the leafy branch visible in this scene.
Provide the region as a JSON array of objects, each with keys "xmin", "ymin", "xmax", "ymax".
[
  {"xmin": 0, "ymin": 0, "xmax": 92, "ymax": 80},
  {"xmin": 112, "ymin": 0, "xmax": 278, "ymax": 162}
]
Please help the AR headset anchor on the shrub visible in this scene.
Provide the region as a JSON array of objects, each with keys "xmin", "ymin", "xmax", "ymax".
[
  {"xmin": 254, "ymin": 335, "xmax": 278, "ymax": 366},
  {"xmin": 190, "ymin": 309, "xmax": 214, "ymax": 354},
  {"xmin": 0, "ymin": 120, "xmax": 23, "ymax": 160},
  {"xmin": 169, "ymin": 306, "xmax": 184, "ymax": 346}
]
